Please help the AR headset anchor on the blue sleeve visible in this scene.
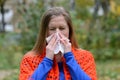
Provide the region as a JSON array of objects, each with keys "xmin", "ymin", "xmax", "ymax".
[
  {"xmin": 30, "ymin": 57, "xmax": 53, "ymax": 80},
  {"xmin": 64, "ymin": 52, "xmax": 91, "ymax": 80}
]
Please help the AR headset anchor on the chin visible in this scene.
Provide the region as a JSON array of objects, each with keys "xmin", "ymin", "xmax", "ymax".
[{"xmin": 55, "ymin": 52, "xmax": 62, "ymax": 62}]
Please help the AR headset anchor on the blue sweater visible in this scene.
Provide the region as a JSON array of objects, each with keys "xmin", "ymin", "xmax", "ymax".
[{"xmin": 31, "ymin": 52, "xmax": 91, "ymax": 80}]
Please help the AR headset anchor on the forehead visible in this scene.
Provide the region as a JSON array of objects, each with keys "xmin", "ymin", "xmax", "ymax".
[
  {"xmin": 51, "ymin": 15, "xmax": 66, "ymax": 22},
  {"xmin": 49, "ymin": 15, "xmax": 67, "ymax": 27}
]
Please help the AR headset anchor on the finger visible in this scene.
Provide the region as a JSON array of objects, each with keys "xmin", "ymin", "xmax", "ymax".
[
  {"xmin": 60, "ymin": 39, "xmax": 66, "ymax": 45},
  {"xmin": 48, "ymin": 34, "xmax": 57, "ymax": 46},
  {"xmin": 46, "ymin": 33, "xmax": 55, "ymax": 43},
  {"xmin": 46, "ymin": 34, "xmax": 54, "ymax": 44},
  {"xmin": 61, "ymin": 37, "xmax": 70, "ymax": 43},
  {"xmin": 58, "ymin": 32, "xmax": 65, "ymax": 39},
  {"xmin": 60, "ymin": 38, "xmax": 68, "ymax": 46},
  {"xmin": 58, "ymin": 32, "xmax": 69, "ymax": 41},
  {"xmin": 52, "ymin": 38, "xmax": 59, "ymax": 49},
  {"xmin": 47, "ymin": 36, "xmax": 58, "ymax": 54}
]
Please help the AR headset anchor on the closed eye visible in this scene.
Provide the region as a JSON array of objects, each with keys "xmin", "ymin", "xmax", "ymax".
[
  {"xmin": 59, "ymin": 27, "xmax": 65, "ymax": 30},
  {"xmin": 49, "ymin": 28, "xmax": 55, "ymax": 30}
]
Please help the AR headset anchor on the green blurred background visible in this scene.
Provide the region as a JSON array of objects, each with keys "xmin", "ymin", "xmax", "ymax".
[{"xmin": 0, "ymin": 0, "xmax": 120, "ymax": 80}]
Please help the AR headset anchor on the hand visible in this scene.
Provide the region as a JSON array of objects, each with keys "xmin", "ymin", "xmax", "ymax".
[
  {"xmin": 46, "ymin": 34, "xmax": 58, "ymax": 60},
  {"xmin": 59, "ymin": 33, "xmax": 71, "ymax": 53}
]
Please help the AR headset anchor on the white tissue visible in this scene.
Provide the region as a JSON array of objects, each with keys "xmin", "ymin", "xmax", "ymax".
[{"xmin": 46, "ymin": 32, "xmax": 64, "ymax": 54}]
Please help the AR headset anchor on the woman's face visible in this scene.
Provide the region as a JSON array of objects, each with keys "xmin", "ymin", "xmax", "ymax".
[{"xmin": 48, "ymin": 15, "xmax": 69, "ymax": 38}]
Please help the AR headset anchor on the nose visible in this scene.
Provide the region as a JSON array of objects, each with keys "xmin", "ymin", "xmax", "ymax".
[{"xmin": 56, "ymin": 28, "xmax": 60, "ymax": 33}]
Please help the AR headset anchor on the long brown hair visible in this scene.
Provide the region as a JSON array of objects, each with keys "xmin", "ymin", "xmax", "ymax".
[{"xmin": 32, "ymin": 7, "xmax": 78, "ymax": 54}]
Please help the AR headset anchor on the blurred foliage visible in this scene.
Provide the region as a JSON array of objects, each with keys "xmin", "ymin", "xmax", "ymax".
[
  {"xmin": 70, "ymin": 9, "xmax": 120, "ymax": 61},
  {"xmin": 2, "ymin": 69, "xmax": 19, "ymax": 80},
  {"xmin": 110, "ymin": 0, "xmax": 120, "ymax": 15},
  {"xmin": 0, "ymin": 33, "xmax": 23, "ymax": 69},
  {"xmin": 96, "ymin": 60, "xmax": 120, "ymax": 80},
  {"xmin": 17, "ymin": 2, "xmax": 45, "ymax": 54},
  {"xmin": 76, "ymin": 0, "xmax": 94, "ymax": 7}
]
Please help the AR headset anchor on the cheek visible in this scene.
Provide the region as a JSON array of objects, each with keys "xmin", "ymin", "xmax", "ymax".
[
  {"xmin": 47, "ymin": 30, "xmax": 54, "ymax": 36},
  {"xmin": 66, "ymin": 32, "xmax": 69, "ymax": 38},
  {"xmin": 62, "ymin": 29, "xmax": 69, "ymax": 38},
  {"xmin": 48, "ymin": 31, "xmax": 52, "ymax": 36}
]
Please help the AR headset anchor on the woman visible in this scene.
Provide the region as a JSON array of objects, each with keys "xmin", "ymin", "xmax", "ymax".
[{"xmin": 19, "ymin": 7, "xmax": 97, "ymax": 80}]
